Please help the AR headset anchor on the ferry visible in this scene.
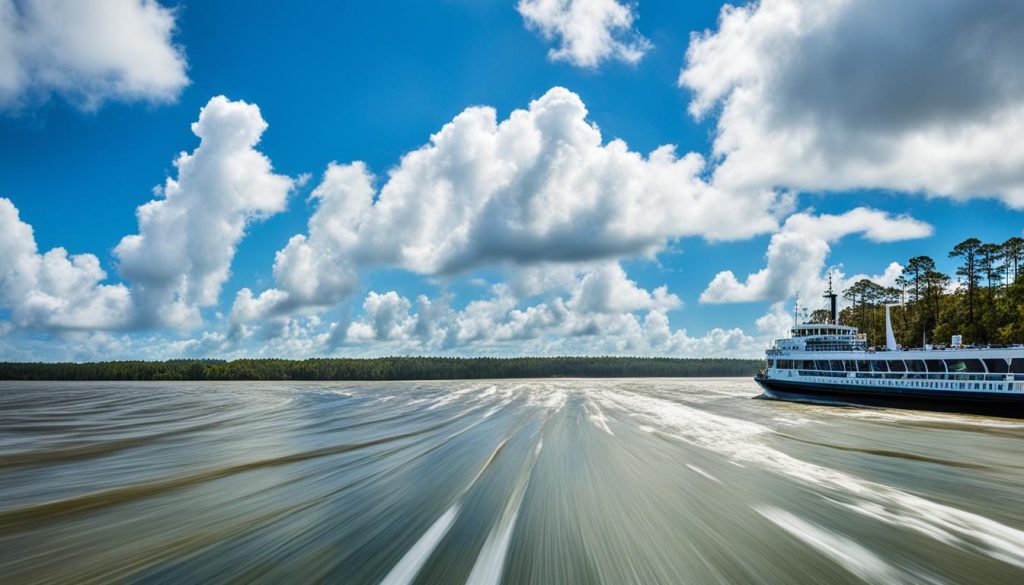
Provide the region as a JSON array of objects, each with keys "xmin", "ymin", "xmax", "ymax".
[{"xmin": 755, "ymin": 283, "xmax": 1024, "ymax": 418}]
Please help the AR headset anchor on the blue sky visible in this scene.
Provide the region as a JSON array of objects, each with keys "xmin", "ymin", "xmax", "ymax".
[{"xmin": 1, "ymin": 0, "xmax": 1023, "ymax": 360}]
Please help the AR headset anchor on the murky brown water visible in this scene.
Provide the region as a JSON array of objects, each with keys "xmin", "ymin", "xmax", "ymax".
[{"xmin": 1, "ymin": 379, "xmax": 1022, "ymax": 584}]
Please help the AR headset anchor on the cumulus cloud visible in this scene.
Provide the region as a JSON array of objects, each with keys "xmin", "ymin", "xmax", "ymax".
[
  {"xmin": 115, "ymin": 95, "xmax": 294, "ymax": 329},
  {"xmin": 229, "ymin": 161, "xmax": 371, "ymax": 328},
  {"xmin": 0, "ymin": 198, "xmax": 132, "ymax": 330},
  {"xmin": 351, "ymin": 87, "xmax": 778, "ymax": 270},
  {"xmin": 337, "ymin": 281, "xmax": 755, "ymax": 357},
  {"xmin": 518, "ymin": 0, "xmax": 651, "ymax": 67},
  {"xmin": 680, "ymin": 0, "xmax": 1024, "ymax": 206},
  {"xmin": 567, "ymin": 262, "xmax": 680, "ymax": 313},
  {"xmin": 0, "ymin": 0, "xmax": 188, "ymax": 109},
  {"xmin": 700, "ymin": 208, "xmax": 931, "ymax": 304},
  {"xmin": 233, "ymin": 87, "xmax": 784, "ymax": 326},
  {"xmin": 0, "ymin": 96, "xmax": 292, "ymax": 336},
  {"xmin": 322, "ymin": 258, "xmax": 730, "ymax": 356}
]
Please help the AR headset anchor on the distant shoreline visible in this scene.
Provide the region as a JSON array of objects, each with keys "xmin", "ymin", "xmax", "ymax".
[{"xmin": 0, "ymin": 357, "xmax": 763, "ymax": 382}]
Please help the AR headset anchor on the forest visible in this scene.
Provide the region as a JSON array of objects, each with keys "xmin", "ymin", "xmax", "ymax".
[
  {"xmin": 0, "ymin": 357, "xmax": 763, "ymax": 381},
  {"xmin": 811, "ymin": 237, "xmax": 1024, "ymax": 348}
]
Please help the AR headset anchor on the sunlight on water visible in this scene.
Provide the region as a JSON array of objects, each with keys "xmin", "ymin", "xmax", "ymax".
[{"xmin": 1, "ymin": 379, "xmax": 1022, "ymax": 584}]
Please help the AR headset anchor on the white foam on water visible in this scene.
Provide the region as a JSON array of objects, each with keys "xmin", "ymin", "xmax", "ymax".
[
  {"xmin": 481, "ymin": 390, "xmax": 520, "ymax": 419},
  {"xmin": 756, "ymin": 506, "xmax": 944, "ymax": 585},
  {"xmin": 823, "ymin": 409, "xmax": 1024, "ymax": 429},
  {"xmin": 425, "ymin": 384, "xmax": 494, "ymax": 410},
  {"xmin": 686, "ymin": 464, "xmax": 721, "ymax": 483},
  {"xmin": 379, "ymin": 430, "xmax": 526, "ymax": 585},
  {"xmin": 599, "ymin": 387, "xmax": 1024, "ymax": 570},
  {"xmin": 379, "ymin": 503, "xmax": 461, "ymax": 585},
  {"xmin": 523, "ymin": 383, "xmax": 568, "ymax": 413},
  {"xmin": 831, "ymin": 497, "xmax": 1024, "ymax": 569},
  {"xmin": 466, "ymin": 439, "xmax": 543, "ymax": 585},
  {"xmin": 466, "ymin": 503, "xmax": 522, "ymax": 585},
  {"xmin": 772, "ymin": 416, "xmax": 819, "ymax": 427},
  {"xmin": 585, "ymin": 398, "xmax": 614, "ymax": 436}
]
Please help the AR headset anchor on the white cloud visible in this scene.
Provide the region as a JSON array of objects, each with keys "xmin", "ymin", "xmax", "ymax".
[
  {"xmin": 518, "ymin": 0, "xmax": 651, "ymax": 68},
  {"xmin": 310, "ymin": 261, "xmax": 755, "ymax": 357},
  {"xmin": 754, "ymin": 302, "xmax": 794, "ymax": 342},
  {"xmin": 115, "ymin": 95, "xmax": 294, "ymax": 329},
  {"xmin": 0, "ymin": 96, "xmax": 291, "ymax": 335},
  {"xmin": 700, "ymin": 208, "xmax": 931, "ymax": 304},
  {"xmin": 680, "ymin": 0, "xmax": 1024, "ymax": 206},
  {"xmin": 838, "ymin": 261, "xmax": 904, "ymax": 295},
  {"xmin": 568, "ymin": 262, "xmax": 680, "ymax": 314},
  {"xmin": 0, "ymin": 0, "xmax": 188, "ymax": 109},
  {"xmin": 232, "ymin": 87, "xmax": 784, "ymax": 326},
  {"xmin": 0, "ymin": 198, "xmax": 132, "ymax": 330},
  {"xmin": 358, "ymin": 291, "xmax": 413, "ymax": 342},
  {"xmin": 229, "ymin": 161, "xmax": 371, "ymax": 326},
  {"xmin": 336, "ymin": 284, "xmax": 758, "ymax": 358}
]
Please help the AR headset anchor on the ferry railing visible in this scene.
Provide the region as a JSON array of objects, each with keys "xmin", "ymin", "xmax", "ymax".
[{"xmin": 781, "ymin": 369, "xmax": 1020, "ymax": 382}]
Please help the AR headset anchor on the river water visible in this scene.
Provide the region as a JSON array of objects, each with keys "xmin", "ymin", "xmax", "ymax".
[{"xmin": 1, "ymin": 379, "xmax": 1022, "ymax": 584}]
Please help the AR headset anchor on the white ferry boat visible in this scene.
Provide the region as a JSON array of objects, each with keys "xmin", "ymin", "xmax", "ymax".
[{"xmin": 755, "ymin": 284, "xmax": 1024, "ymax": 417}]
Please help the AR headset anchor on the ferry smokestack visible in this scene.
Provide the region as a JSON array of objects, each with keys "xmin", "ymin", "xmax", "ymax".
[{"xmin": 823, "ymin": 275, "xmax": 838, "ymax": 325}]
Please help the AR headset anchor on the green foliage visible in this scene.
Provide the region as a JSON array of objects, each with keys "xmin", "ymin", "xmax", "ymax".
[
  {"xmin": 807, "ymin": 308, "xmax": 834, "ymax": 324},
  {"xmin": 838, "ymin": 237, "xmax": 1024, "ymax": 347},
  {"xmin": 0, "ymin": 357, "xmax": 764, "ymax": 381}
]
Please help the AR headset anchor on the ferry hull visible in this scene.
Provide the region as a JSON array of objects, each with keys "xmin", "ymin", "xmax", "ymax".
[{"xmin": 755, "ymin": 376, "xmax": 1024, "ymax": 418}]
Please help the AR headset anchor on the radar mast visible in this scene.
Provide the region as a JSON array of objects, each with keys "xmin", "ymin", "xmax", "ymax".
[{"xmin": 823, "ymin": 273, "xmax": 838, "ymax": 325}]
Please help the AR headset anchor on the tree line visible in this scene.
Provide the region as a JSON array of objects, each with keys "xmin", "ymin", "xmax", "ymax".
[
  {"xmin": 809, "ymin": 237, "xmax": 1024, "ymax": 347},
  {"xmin": 0, "ymin": 357, "xmax": 764, "ymax": 381}
]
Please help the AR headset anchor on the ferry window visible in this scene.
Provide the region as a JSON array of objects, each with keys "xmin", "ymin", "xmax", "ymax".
[
  {"xmin": 869, "ymin": 361, "xmax": 888, "ymax": 372},
  {"xmin": 856, "ymin": 360, "xmax": 869, "ymax": 372},
  {"xmin": 983, "ymin": 359, "xmax": 1009, "ymax": 374},
  {"xmin": 830, "ymin": 360, "xmax": 845, "ymax": 371},
  {"xmin": 843, "ymin": 360, "xmax": 856, "ymax": 371},
  {"xmin": 906, "ymin": 360, "xmax": 926, "ymax": 372},
  {"xmin": 888, "ymin": 360, "xmax": 906, "ymax": 372},
  {"xmin": 924, "ymin": 360, "xmax": 946, "ymax": 372},
  {"xmin": 1010, "ymin": 359, "xmax": 1024, "ymax": 374},
  {"xmin": 959, "ymin": 359, "xmax": 985, "ymax": 373}
]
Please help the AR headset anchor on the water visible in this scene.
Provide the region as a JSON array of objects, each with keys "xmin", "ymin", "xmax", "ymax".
[{"xmin": 1, "ymin": 379, "xmax": 1022, "ymax": 585}]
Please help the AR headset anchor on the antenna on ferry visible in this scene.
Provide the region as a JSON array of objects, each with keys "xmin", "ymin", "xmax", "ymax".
[
  {"xmin": 793, "ymin": 294, "xmax": 799, "ymax": 326},
  {"xmin": 823, "ymin": 272, "xmax": 839, "ymax": 325}
]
